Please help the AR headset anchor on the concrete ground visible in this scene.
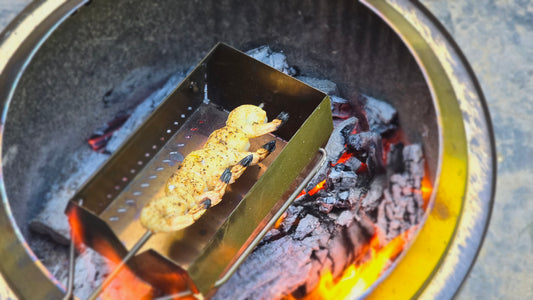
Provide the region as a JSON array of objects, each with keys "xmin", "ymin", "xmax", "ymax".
[{"xmin": 1, "ymin": 0, "xmax": 532, "ymax": 299}]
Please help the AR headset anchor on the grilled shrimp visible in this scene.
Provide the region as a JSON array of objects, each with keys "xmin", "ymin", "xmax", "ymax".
[{"xmin": 140, "ymin": 104, "xmax": 288, "ymax": 233}]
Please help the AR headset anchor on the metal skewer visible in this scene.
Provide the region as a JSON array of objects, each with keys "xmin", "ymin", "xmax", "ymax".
[
  {"xmin": 62, "ymin": 225, "xmax": 77, "ymax": 300},
  {"xmin": 63, "ymin": 199, "xmax": 84, "ymax": 300},
  {"xmin": 87, "ymin": 230, "xmax": 153, "ymax": 300}
]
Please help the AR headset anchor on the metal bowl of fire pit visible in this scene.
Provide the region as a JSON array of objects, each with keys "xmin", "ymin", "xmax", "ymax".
[{"xmin": 0, "ymin": 0, "xmax": 495, "ymax": 299}]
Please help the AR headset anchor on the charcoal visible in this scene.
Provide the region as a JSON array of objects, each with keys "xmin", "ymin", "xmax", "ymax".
[
  {"xmin": 337, "ymin": 190, "xmax": 350, "ymax": 202},
  {"xmin": 327, "ymin": 166, "xmax": 358, "ymax": 191},
  {"xmin": 304, "ymin": 171, "xmax": 327, "ymax": 194},
  {"xmin": 262, "ymin": 228, "xmax": 282, "ymax": 242},
  {"xmin": 346, "ymin": 131, "xmax": 385, "ymax": 175},
  {"xmin": 362, "ymin": 94, "xmax": 398, "ymax": 135},
  {"xmin": 213, "ymin": 236, "xmax": 315, "ymax": 300},
  {"xmin": 346, "ymin": 132, "xmax": 379, "ymax": 153},
  {"xmin": 246, "ymin": 46, "xmax": 296, "ymax": 76},
  {"xmin": 360, "ymin": 175, "xmax": 386, "ymax": 213},
  {"xmin": 345, "ymin": 156, "xmax": 362, "ymax": 172},
  {"xmin": 294, "ymin": 214, "xmax": 320, "ymax": 240},
  {"xmin": 303, "ymin": 117, "xmax": 359, "ymax": 192},
  {"xmin": 280, "ymin": 205, "xmax": 303, "ymax": 232},
  {"xmin": 213, "ymin": 213, "xmax": 373, "ymax": 300},
  {"xmin": 318, "ymin": 196, "xmax": 336, "ymax": 213},
  {"xmin": 386, "ymin": 143, "xmax": 405, "ymax": 174},
  {"xmin": 327, "ymin": 234, "xmax": 351, "ymax": 278},
  {"xmin": 376, "ymin": 144, "xmax": 425, "ymax": 241},
  {"xmin": 329, "ymin": 95, "xmax": 354, "ymax": 126},
  {"xmin": 335, "ymin": 210, "xmax": 353, "ymax": 227},
  {"xmin": 325, "ymin": 117, "xmax": 358, "ymax": 162}
]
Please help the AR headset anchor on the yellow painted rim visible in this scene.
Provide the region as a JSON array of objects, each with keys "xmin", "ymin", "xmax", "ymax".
[{"xmin": 361, "ymin": 0, "xmax": 468, "ymax": 299}]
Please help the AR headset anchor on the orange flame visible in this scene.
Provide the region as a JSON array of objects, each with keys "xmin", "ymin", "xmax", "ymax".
[
  {"xmin": 292, "ymin": 227, "xmax": 415, "ymax": 300},
  {"xmin": 274, "ymin": 212, "xmax": 288, "ymax": 229},
  {"xmin": 421, "ymin": 176, "xmax": 433, "ymax": 210},
  {"xmin": 308, "ymin": 179, "xmax": 327, "ymax": 196},
  {"xmin": 67, "ymin": 208, "xmax": 154, "ymax": 299},
  {"xmin": 331, "ymin": 151, "xmax": 354, "ymax": 166}
]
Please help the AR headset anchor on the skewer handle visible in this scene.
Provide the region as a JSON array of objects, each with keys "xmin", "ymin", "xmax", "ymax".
[{"xmin": 86, "ymin": 230, "xmax": 153, "ymax": 300}]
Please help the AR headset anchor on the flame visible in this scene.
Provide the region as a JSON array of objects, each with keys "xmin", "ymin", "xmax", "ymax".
[
  {"xmin": 308, "ymin": 179, "xmax": 327, "ymax": 196},
  {"xmin": 421, "ymin": 176, "xmax": 433, "ymax": 210},
  {"xmin": 67, "ymin": 208, "xmax": 85, "ymax": 252},
  {"xmin": 67, "ymin": 207, "xmax": 154, "ymax": 299},
  {"xmin": 331, "ymin": 151, "xmax": 354, "ymax": 166},
  {"xmin": 297, "ymin": 227, "xmax": 415, "ymax": 300},
  {"xmin": 274, "ymin": 212, "xmax": 288, "ymax": 229}
]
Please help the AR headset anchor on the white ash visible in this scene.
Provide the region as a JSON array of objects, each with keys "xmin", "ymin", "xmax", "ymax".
[
  {"xmin": 52, "ymin": 247, "xmax": 109, "ymax": 300},
  {"xmin": 246, "ymin": 46, "xmax": 297, "ymax": 76},
  {"xmin": 376, "ymin": 144, "xmax": 425, "ymax": 241},
  {"xmin": 361, "ymin": 94, "xmax": 398, "ymax": 135}
]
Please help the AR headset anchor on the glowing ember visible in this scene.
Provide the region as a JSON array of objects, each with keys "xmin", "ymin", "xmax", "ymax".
[
  {"xmin": 421, "ymin": 176, "xmax": 433, "ymax": 210},
  {"xmin": 274, "ymin": 212, "xmax": 288, "ymax": 229},
  {"xmin": 293, "ymin": 227, "xmax": 415, "ymax": 300},
  {"xmin": 87, "ymin": 114, "xmax": 130, "ymax": 152},
  {"xmin": 331, "ymin": 151, "xmax": 353, "ymax": 167}
]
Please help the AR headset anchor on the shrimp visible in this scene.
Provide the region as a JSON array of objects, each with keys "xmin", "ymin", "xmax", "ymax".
[{"xmin": 140, "ymin": 104, "xmax": 288, "ymax": 233}]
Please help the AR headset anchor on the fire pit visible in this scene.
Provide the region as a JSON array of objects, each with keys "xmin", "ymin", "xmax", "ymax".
[{"xmin": 0, "ymin": 0, "xmax": 495, "ymax": 299}]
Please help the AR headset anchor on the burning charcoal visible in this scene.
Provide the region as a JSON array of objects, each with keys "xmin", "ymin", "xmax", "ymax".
[
  {"xmin": 246, "ymin": 46, "xmax": 296, "ymax": 76},
  {"xmin": 361, "ymin": 94, "xmax": 398, "ymax": 135},
  {"xmin": 213, "ymin": 235, "xmax": 316, "ymax": 300},
  {"xmin": 325, "ymin": 117, "xmax": 358, "ymax": 163},
  {"xmin": 337, "ymin": 210, "xmax": 356, "ymax": 227},
  {"xmin": 294, "ymin": 214, "xmax": 320, "ymax": 240},
  {"xmin": 88, "ymin": 114, "xmax": 130, "ymax": 152},
  {"xmin": 329, "ymin": 95, "xmax": 354, "ymax": 127},
  {"xmin": 318, "ymin": 195, "xmax": 336, "ymax": 213},
  {"xmin": 386, "ymin": 142, "xmax": 405, "ymax": 174},
  {"xmin": 304, "ymin": 172, "xmax": 327, "ymax": 194},
  {"xmin": 262, "ymin": 228, "xmax": 283, "ymax": 242},
  {"xmin": 295, "ymin": 76, "xmax": 339, "ymax": 96},
  {"xmin": 337, "ymin": 190, "xmax": 350, "ymax": 202},
  {"xmin": 376, "ymin": 144, "xmax": 425, "ymax": 241},
  {"xmin": 346, "ymin": 132, "xmax": 379, "ymax": 153},
  {"xmin": 327, "ymin": 164, "xmax": 358, "ymax": 191},
  {"xmin": 280, "ymin": 205, "xmax": 303, "ymax": 232},
  {"xmin": 346, "ymin": 131, "xmax": 385, "ymax": 175},
  {"xmin": 360, "ymin": 175, "xmax": 386, "ymax": 214},
  {"xmin": 345, "ymin": 156, "xmax": 362, "ymax": 172},
  {"xmin": 403, "ymin": 144, "xmax": 424, "ymax": 186}
]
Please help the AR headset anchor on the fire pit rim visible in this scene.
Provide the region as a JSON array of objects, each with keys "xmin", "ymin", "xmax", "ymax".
[{"xmin": 0, "ymin": 0, "xmax": 496, "ymax": 299}]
